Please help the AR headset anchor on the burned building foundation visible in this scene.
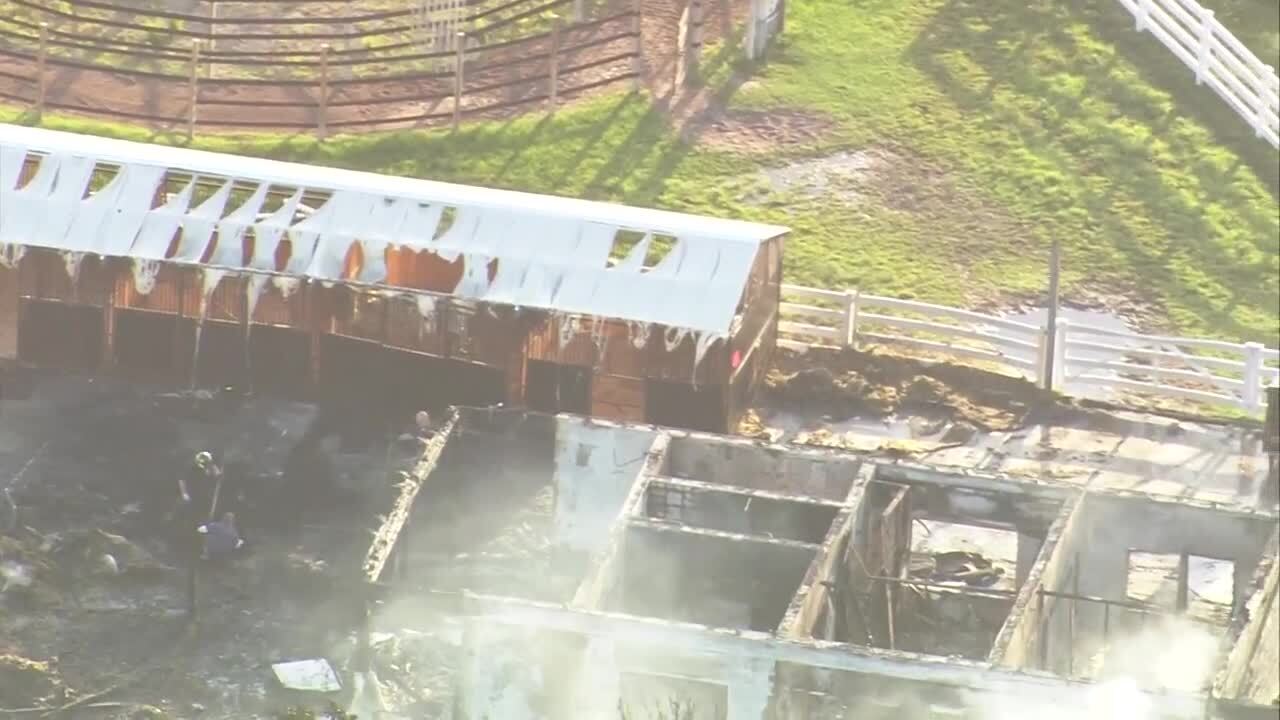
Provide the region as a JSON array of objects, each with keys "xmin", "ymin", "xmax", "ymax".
[{"xmin": 360, "ymin": 414, "xmax": 1280, "ymax": 720}]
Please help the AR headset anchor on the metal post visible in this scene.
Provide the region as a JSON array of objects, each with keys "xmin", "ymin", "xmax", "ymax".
[
  {"xmin": 745, "ymin": 0, "xmax": 758, "ymax": 61},
  {"xmin": 883, "ymin": 580, "xmax": 895, "ymax": 650},
  {"xmin": 1036, "ymin": 588, "xmax": 1048, "ymax": 669},
  {"xmin": 572, "ymin": 0, "xmax": 584, "ymax": 22},
  {"xmin": 36, "ymin": 23, "xmax": 48, "ymax": 116},
  {"xmin": 548, "ymin": 18, "xmax": 561, "ymax": 111},
  {"xmin": 188, "ymin": 40, "xmax": 202, "ymax": 140},
  {"xmin": 1176, "ymin": 550, "xmax": 1190, "ymax": 613},
  {"xmin": 1052, "ymin": 319, "xmax": 1069, "ymax": 392},
  {"xmin": 452, "ymin": 31, "xmax": 466, "ymax": 131},
  {"xmin": 318, "ymin": 44, "xmax": 331, "ymax": 140},
  {"xmin": 1068, "ymin": 556, "xmax": 1078, "ymax": 676},
  {"xmin": 1041, "ymin": 236, "xmax": 1061, "ymax": 390}
]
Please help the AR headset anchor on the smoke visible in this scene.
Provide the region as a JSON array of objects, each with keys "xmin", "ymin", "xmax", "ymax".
[{"xmin": 1089, "ymin": 614, "xmax": 1221, "ymax": 694}]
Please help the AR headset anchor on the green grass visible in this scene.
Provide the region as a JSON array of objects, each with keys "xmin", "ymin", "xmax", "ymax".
[{"xmin": 4, "ymin": 0, "xmax": 1277, "ymax": 343}]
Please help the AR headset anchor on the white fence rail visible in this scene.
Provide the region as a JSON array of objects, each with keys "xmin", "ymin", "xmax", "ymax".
[
  {"xmin": 1116, "ymin": 0, "xmax": 1280, "ymax": 147},
  {"xmin": 779, "ymin": 284, "xmax": 1280, "ymax": 416}
]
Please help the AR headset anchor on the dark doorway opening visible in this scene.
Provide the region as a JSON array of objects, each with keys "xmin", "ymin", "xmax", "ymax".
[
  {"xmin": 525, "ymin": 360, "xmax": 591, "ymax": 415},
  {"xmin": 19, "ymin": 300, "xmax": 103, "ymax": 371},
  {"xmin": 646, "ymin": 379, "xmax": 725, "ymax": 433}
]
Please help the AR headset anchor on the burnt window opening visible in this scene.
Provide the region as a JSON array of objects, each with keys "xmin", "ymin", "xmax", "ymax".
[
  {"xmin": 1125, "ymin": 550, "xmax": 1235, "ymax": 623},
  {"xmin": 645, "ymin": 484, "xmax": 693, "ymax": 524}
]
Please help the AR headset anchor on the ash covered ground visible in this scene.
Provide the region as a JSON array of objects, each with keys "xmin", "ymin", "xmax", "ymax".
[{"xmin": 0, "ymin": 370, "xmax": 568, "ymax": 719}]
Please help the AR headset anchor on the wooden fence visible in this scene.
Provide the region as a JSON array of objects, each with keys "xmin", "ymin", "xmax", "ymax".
[
  {"xmin": 0, "ymin": 0, "xmax": 649, "ymax": 134},
  {"xmin": 1115, "ymin": 0, "xmax": 1279, "ymax": 148},
  {"xmin": 780, "ymin": 284, "xmax": 1280, "ymax": 416}
]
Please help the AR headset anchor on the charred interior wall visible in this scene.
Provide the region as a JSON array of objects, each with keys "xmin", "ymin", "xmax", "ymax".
[
  {"xmin": 778, "ymin": 465, "xmax": 872, "ymax": 643},
  {"xmin": 665, "ymin": 437, "xmax": 860, "ymax": 500},
  {"xmin": 642, "ymin": 479, "xmax": 841, "ymax": 544},
  {"xmin": 1217, "ymin": 529, "xmax": 1280, "ymax": 706},
  {"xmin": 826, "ymin": 464, "xmax": 1070, "ymax": 659},
  {"xmin": 1033, "ymin": 493, "xmax": 1276, "ymax": 682},
  {"xmin": 990, "ymin": 493, "xmax": 1087, "ymax": 670},
  {"xmin": 611, "ymin": 523, "xmax": 817, "ymax": 633}
]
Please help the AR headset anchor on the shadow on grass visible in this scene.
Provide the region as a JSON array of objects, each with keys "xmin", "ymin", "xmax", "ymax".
[
  {"xmin": 907, "ymin": 0, "xmax": 1279, "ymax": 339},
  {"xmin": 581, "ymin": 37, "xmax": 756, "ymax": 204}
]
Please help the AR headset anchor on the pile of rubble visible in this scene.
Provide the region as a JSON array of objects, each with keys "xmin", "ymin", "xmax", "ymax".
[
  {"xmin": 0, "ymin": 527, "xmax": 173, "ymax": 609},
  {"xmin": 0, "ymin": 652, "xmax": 65, "ymax": 707}
]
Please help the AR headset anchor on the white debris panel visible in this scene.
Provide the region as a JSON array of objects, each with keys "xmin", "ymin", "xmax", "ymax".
[{"xmin": 0, "ymin": 125, "xmax": 787, "ymax": 336}]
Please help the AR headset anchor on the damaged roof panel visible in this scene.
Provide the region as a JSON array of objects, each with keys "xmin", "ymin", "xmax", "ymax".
[{"xmin": 0, "ymin": 125, "xmax": 787, "ymax": 335}]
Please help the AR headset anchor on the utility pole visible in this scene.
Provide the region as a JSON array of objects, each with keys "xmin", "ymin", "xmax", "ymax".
[{"xmin": 1042, "ymin": 237, "xmax": 1062, "ymax": 391}]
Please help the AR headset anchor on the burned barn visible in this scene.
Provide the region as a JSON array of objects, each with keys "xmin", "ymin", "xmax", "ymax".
[{"xmin": 0, "ymin": 124, "xmax": 786, "ymax": 432}]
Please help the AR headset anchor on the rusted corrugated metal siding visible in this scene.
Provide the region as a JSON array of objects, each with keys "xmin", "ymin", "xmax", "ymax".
[
  {"xmin": 384, "ymin": 293, "xmax": 446, "ymax": 357},
  {"xmin": 250, "ymin": 281, "xmax": 306, "ymax": 327},
  {"xmin": 114, "ymin": 264, "xmax": 186, "ymax": 314},
  {"xmin": 591, "ymin": 374, "xmax": 645, "ymax": 423}
]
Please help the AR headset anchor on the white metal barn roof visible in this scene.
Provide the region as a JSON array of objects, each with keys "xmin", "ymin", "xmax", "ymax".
[{"xmin": 0, "ymin": 124, "xmax": 787, "ymax": 336}]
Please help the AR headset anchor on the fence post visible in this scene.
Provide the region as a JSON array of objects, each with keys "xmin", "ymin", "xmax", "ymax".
[
  {"xmin": 1051, "ymin": 319, "xmax": 1069, "ymax": 392},
  {"xmin": 318, "ymin": 44, "xmax": 330, "ymax": 140},
  {"xmin": 1134, "ymin": 0, "xmax": 1149, "ymax": 32},
  {"xmin": 548, "ymin": 17, "xmax": 562, "ymax": 112},
  {"xmin": 36, "ymin": 22, "xmax": 48, "ymax": 116},
  {"xmin": 207, "ymin": 0, "xmax": 218, "ymax": 79},
  {"xmin": 188, "ymin": 40, "xmax": 202, "ymax": 141},
  {"xmin": 841, "ymin": 289, "xmax": 860, "ymax": 349},
  {"xmin": 452, "ymin": 31, "xmax": 466, "ymax": 132},
  {"xmin": 1242, "ymin": 342, "xmax": 1263, "ymax": 412},
  {"xmin": 676, "ymin": 1, "xmax": 691, "ymax": 88},
  {"xmin": 1194, "ymin": 5, "xmax": 1214, "ymax": 85},
  {"xmin": 572, "ymin": 0, "xmax": 584, "ymax": 22}
]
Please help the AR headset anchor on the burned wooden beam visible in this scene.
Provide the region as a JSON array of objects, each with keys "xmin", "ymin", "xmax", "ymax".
[{"xmin": 362, "ymin": 407, "xmax": 459, "ymax": 584}]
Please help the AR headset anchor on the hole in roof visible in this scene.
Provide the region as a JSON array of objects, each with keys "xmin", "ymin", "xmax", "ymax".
[
  {"xmin": 13, "ymin": 153, "xmax": 42, "ymax": 190},
  {"xmin": 607, "ymin": 230, "xmax": 678, "ymax": 270},
  {"xmin": 433, "ymin": 206, "xmax": 457, "ymax": 240},
  {"xmin": 222, "ymin": 184, "xmax": 259, "ymax": 221},
  {"xmin": 189, "ymin": 176, "xmax": 221, "ymax": 206},
  {"xmin": 85, "ymin": 164, "xmax": 119, "ymax": 199}
]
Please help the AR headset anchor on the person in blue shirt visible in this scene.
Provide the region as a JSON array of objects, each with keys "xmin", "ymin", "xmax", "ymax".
[{"xmin": 196, "ymin": 512, "xmax": 245, "ymax": 561}]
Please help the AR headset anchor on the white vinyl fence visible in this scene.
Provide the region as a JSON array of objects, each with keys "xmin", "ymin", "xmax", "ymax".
[
  {"xmin": 779, "ymin": 285, "xmax": 1280, "ymax": 416},
  {"xmin": 1116, "ymin": 0, "xmax": 1280, "ymax": 147}
]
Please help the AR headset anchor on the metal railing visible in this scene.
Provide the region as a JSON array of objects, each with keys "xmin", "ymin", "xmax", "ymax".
[
  {"xmin": 1116, "ymin": 0, "xmax": 1279, "ymax": 147},
  {"xmin": 779, "ymin": 284, "xmax": 1280, "ymax": 416}
]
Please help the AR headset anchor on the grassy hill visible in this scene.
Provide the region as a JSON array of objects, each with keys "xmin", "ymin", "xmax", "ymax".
[{"xmin": 5, "ymin": 0, "xmax": 1278, "ymax": 343}]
